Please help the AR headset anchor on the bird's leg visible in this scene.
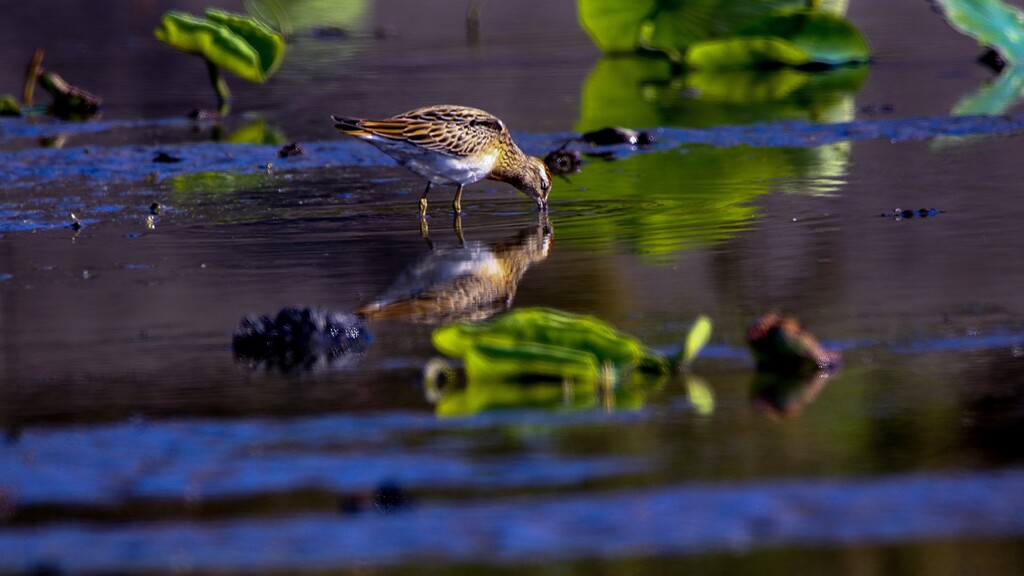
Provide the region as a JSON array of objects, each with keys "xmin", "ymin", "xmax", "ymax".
[
  {"xmin": 420, "ymin": 216, "xmax": 434, "ymax": 250},
  {"xmin": 453, "ymin": 212, "xmax": 465, "ymax": 247},
  {"xmin": 419, "ymin": 182, "xmax": 433, "ymax": 217},
  {"xmin": 452, "ymin": 184, "xmax": 464, "ymax": 215}
]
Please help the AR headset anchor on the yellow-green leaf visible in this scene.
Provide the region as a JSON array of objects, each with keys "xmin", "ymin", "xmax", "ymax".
[
  {"xmin": 155, "ymin": 11, "xmax": 266, "ymax": 83},
  {"xmin": 205, "ymin": 8, "xmax": 285, "ymax": 78},
  {"xmin": 0, "ymin": 95, "xmax": 21, "ymax": 117},
  {"xmin": 735, "ymin": 10, "xmax": 870, "ymax": 66},
  {"xmin": 685, "ymin": 36, "xmax": 813, "ymax": 69},
  {"xmin": 683, "ymin": 315, "xmax": 713, "ymax": 367},
  {"xmin": 685, "ymin": 375, "xmax": 716, "ymax": 415}
]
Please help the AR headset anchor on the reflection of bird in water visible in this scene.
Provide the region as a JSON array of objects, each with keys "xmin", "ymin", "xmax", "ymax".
[
  {"xmin": 356, "ymin": 215, "xmax": 552, "ymax": 324},
  {"xmin": 750, "ymin": 371, "xmax": 833, "ymax": 420},
  {"xmin": 332, "ymin": 105, "xmax": 551, "ymax": 216}
]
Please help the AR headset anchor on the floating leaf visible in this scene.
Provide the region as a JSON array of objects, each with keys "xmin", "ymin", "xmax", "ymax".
[
  {"xmin": 427, "ymin": 308, "xmax": 718, "ymax": 416},
  {"xmin": 576, "ymin": 0, "xmax": 655, "ymax": 53},
  {"xmin": 683, "ymin": 315, "xmax": 713, "ymax": 367},
  {"xmin": 226, "ymin": 120, "xmax": 287, "ymax": 145},
  {"xmin": 155, "ymin": 11, "xmax": 282, "ymax": 83},
  {"xmin": 0, "ymin": 95, "xmax": 21, "ymax": 117},
  {"xmin": 464, "ymin": 339, "xmax": 603, "ymax": 384},
  {"xmin": 932, "ymin": 0, "xmax": 1024, "ymax": 65},
  {"xmin": 685, "ymin": 36, "xmax": 813, "ymax": 68},
  {"xmin": 432, "ymin": 307, "xmax": 674, "ymax": 389},
  {"xmin": 429, "ymin": 370, "xmax": 649, "ymax": 417},
  {"xmin": 577, "ymin": 55, "xmax": 866, "ymax": 132},
  {"xmin": 685, "ymin": 374, "xmax": 715, "ymax": 415},
  {"xmin": 579, "ymin": 0, "xmax": 813, "ymax": 58},
  {"xmin": 686, "ymin": 10, "xmax": 869, "ymax": 69},
  {"xmin": 433, "ymin": 307, "xmax": 661, "ymax": 373},
  {"xmin": 245, "ymin": 0, "xmax": 369, "ymax": 37},
  {"xmin": 205, "ymin": 8, "xmax": 286, "ymax": 78},
  {"xmin": 577, "ymin": 1, "xmax": 867, "ymax": 66},
  {"xmin": 736, "ymin": 9, "xmax": 870, "ymax": 65}
]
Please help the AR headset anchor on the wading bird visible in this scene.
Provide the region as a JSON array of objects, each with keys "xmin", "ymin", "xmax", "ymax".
[{"xmin": 332, "ymin": 105, "xmax": 551, "ymax": 216}]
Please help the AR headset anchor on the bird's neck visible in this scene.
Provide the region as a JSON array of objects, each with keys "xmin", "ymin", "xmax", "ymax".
[{"xmin": 490, "ymin": 141, "xmax": 530, "ymax": 185}]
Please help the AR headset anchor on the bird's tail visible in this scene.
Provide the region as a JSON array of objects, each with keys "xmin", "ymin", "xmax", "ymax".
[{"xmin": 332, "ymin": 115, "xmax": 372, "ymax": 137}]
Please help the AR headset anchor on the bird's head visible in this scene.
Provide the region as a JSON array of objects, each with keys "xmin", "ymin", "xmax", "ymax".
[{"xmin": 516, "ymin": 156, "xmax": 551, "ymax": 211}]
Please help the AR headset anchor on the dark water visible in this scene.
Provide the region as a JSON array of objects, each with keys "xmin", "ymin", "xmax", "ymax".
[{"xmin": 3, "ymin": 1, "xmax": 1024, "ymax": 574}]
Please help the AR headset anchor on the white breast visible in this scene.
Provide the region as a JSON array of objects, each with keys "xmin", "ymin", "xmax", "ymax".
[{"xmin": 365, "ymin": 137, "xmax": 499, "ymax": 185}]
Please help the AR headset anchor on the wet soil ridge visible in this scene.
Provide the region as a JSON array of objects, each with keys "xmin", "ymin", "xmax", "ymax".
[{"xmin": 4, "ymin": 113, "xmax": 1024, "ymax": 187}]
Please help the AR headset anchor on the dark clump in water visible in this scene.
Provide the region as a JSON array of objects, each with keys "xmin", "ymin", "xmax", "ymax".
[
  {"xmin": 746, "ymin": 311, "xmax": 840, "ymax": 374},
  {"xmin": 879, "ymin": 208, "xmax": 943, "ymax": 220},
  {"xmin": 977, "ymin": 47, "xmax": 1007, "ymax": 73},
  {"xmin": 580, "ymin": 127, "xmax": 656, "ymax": 146},
  {"xmin": 232, "ymin": 307, "xmax": 371, "ymax": 372},
  {"xmin": 543, "ymin": 145, "xmax": 582, "ymax": 175},
  {"xmin": 152, "ymin": 151, "xmax": 181, "ymax": 163},
  {"xmin": 277, "ymin": 142, "xmax": 306, "ymax": 158},
  {"xmin": 338, "ymin": 481, "xmax": 411, "ymax": 514}
]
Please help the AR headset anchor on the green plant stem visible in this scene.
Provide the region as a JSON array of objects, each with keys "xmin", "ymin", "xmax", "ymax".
[
  {"xmin": 206, "ymin": 59, "xmax": 232, "ymax": 116},
  {"xmin": 23, "ymin": 48, "xmax": 44, "ymax": 106}
]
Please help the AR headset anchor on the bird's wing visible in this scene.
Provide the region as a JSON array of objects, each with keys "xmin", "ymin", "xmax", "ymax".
[{"xmin": 346, "ymin": 106, "xmax": 507, "ymax": 157}]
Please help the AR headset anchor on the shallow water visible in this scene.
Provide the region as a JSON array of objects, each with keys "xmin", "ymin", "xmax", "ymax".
[{"xmin": 3, "ymin": 1, "xmax": 1024, "ymax": 574}]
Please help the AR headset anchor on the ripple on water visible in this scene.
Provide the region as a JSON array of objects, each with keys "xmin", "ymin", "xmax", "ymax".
[{"xmin": 0, "ymin": 465, "xmax": 1022, "ymax": 572}]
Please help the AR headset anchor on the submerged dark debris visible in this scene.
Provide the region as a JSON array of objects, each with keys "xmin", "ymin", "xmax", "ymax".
[
  {"xmin": 338, "ymin": 481, "xmax": 411, "ymax": 515},
  {"xmin": 22, "ymin": 49, "xmax": 102, "ymax": 121},
  {"xmin": 977, "ymin": 47, "xmax": 1007, "ymax": 74},
  {"xmin": 879, "ymin": 208, "xmax": 943, "ymax": 220},
  {"xmin": 232, "ymin": 307, "xmax": 371, "ymax": 372},
  {"xmin": 152, "ymin": 151, "xmax": 182, "ymax": 163},
  {"xmin": 579, "ymin": 126, "xmax": 656, "ymax": 146},
  {"xmin": 277, "ymin": 142, "xmax": 305, "ymax": 158},
  {"xmin": 543, "ymin": 146, "xmax": 582, "ymax": 175},
  {"xmin": 747, "ymin": 311, "xmax": 840, "ymax": 374}
]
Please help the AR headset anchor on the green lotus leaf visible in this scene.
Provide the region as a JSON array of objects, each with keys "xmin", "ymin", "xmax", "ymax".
[
  {"xmin": 170, "ymin": 171, "xmax": 267, "ymax": 196},
  {"xmin": 155, "ymin": 11, "xmax": 268, "ymax": 83},
  {"xmin": 685, "ymin": 375, "xmax": 716, "ymax": 415},
  {"xmin": 433, "ymin": 307, "xmax": 652, "ymax": 370},
  {"xmin": 683, "ymin": 315, "xmax": 713, "ymax": 367},
  {"xmin": 734, "ymin": 9, "xmax": 870, "ymax": 66},
  {"xmin": 226, "ymin": 120, "xmax": 287, "ymax": 145},
  {"xmin": 812, "ymin": 0, "xmax": 850, "ymax": 15},
  {"xmin": 205, "ymin": 8, "xmax": 285, "ymax": 78},
  {"xmin": 576, "ymin": 0, "xmax": 655, "ymax": 53},
  {"xmin": 427, "ymin": 309, "xmax": 717, "ymax": 416},
  {"xmin": 577, "ymin": 55, "xmax": 866, "ymax": 132},
  {"xmin": 685, "ymin": 36, "xmax": 813, "ymax": 68},
  {"xmin": 463, "ymin": 339, "xmax": 603, "ymax": 384},
  {"xmin": 245, "ymin": 0, "xmax": 369, "ymax": 37},
  {"xmin": 932, "ymin": 0, "xmax": 1024, "ymax": 65},
  {"xmin": 577, "ymin": 57, "xmax": 676, "ymax": 130},
  {"xmin": 685, "ymin": 68, "xmax": 810, "ymax": 101},
  {"xmin": 577, "ymin": 0, "xmax": 807, "ymax": 58},
  {"xmin": 432, "ymin": 372, "xmax": 649, "ymax": 417},
  {"xmin": 0, "ymin": 95, "xmax": 21, "ymax": 116}
]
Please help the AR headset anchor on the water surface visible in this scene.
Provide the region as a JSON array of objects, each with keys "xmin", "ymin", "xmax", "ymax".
[{"xmin": 2, "ymin": 1, "xmax": 1024, "ymax": 574}]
